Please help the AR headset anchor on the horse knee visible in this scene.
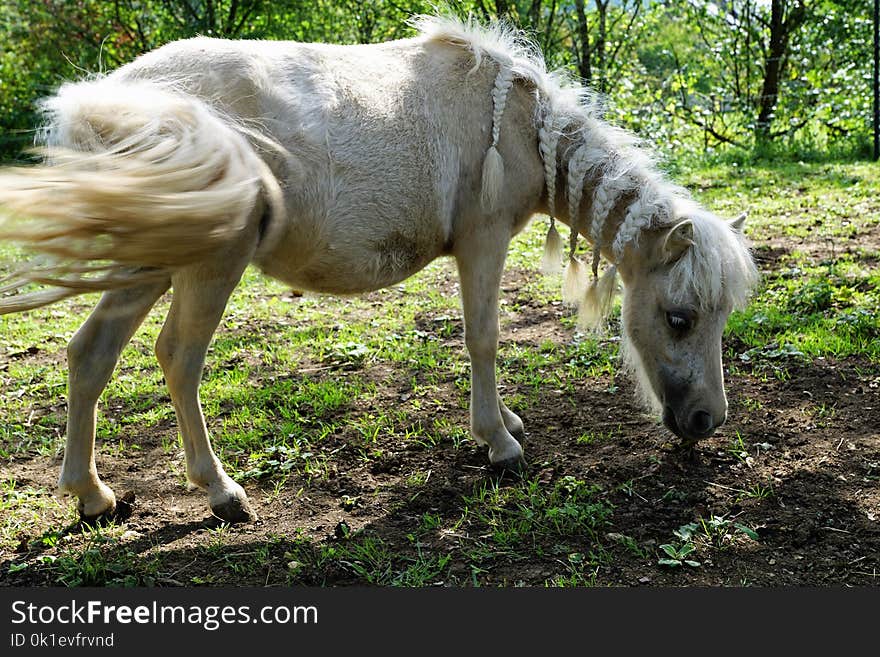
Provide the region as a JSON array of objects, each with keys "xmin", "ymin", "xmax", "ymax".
[
  {"xmin": 66, "ymin": 329, "xmax": 96, "ymax": 373},
  {"xmin": 465, "ymin": 330, "xmax": 498, "ymax": 360},
  {"xmin": 67, "ymin": 331, "xmax": 115, "ymax": 393}
]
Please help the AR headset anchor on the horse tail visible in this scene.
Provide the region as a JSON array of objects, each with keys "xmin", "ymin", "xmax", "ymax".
[{"xmin": 0, "ymin": 77, "xmax": 284, "ymax": 314}]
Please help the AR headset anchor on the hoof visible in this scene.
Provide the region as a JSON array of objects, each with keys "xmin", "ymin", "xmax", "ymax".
[
  {"xmin": 210, "ymin": 495, "xmax": 257, "ymax": 524},
  {"xmin": 488, "ymin": 436, "xmax": 524, "ymax": 468},
  {"xmin": 79, "ymin": 491, "xmax": 134, "ymax": 526}
]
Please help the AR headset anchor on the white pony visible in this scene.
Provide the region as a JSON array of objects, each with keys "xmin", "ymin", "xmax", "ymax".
[{"xmin": 0, "ymin": 16, "xmax": 758, "ymax": 523}]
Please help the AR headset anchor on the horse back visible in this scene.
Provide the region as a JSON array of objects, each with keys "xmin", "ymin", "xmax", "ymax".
[{"xmin": 114, "ymin": 35, "xmax": 545, "ymax": 293}]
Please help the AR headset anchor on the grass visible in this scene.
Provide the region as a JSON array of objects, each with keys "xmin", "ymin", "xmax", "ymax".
[
  {"xmin": 677, "ymin": 162, "xmax": 880, "ymax": 363},
  {"xmin": 277, "ymin": 473, "xmax": 612, "ymax": 586},
  {"xmin": 1, "ymin": 159, "xmax": 879, "ymax": 586},
  {"xmin": 0, "ymin": 479, "xmax": 76, "ymax": 554}
]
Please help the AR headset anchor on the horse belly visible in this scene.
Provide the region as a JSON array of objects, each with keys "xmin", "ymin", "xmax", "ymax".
[{"xmin": 256, "ymin": 218, "xmax": 447, "ymax": 295}]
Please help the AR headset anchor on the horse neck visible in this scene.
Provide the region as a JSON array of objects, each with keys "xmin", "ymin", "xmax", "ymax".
[{"xmin": 551, "ymin": 132, "xmax": 658, "ymax": 266}]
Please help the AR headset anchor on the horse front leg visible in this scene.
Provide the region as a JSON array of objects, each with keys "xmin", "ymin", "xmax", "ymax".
[
  {"xmin": 155, "ymin": 245, "xmax": 257, "ymax": 523},
  {"xmin": 455, "ymin": 231, "xmax": 524, "ymax": 470},
  {"xmin": 60, "ymin": 279, "xmax": 171, "ymax": 520}
]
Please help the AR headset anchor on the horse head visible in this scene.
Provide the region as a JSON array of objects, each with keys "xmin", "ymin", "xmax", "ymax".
[{"xmin": 617, "ymin": 205, "xmax": 758, "ymax": 443}]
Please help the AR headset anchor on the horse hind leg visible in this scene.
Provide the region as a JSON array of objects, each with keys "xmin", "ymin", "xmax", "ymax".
[
  {"xmin": 59, "ymin": 278, "xmax": 171, "ymax": 520},
  {"xmin": 154, "ymin": 246, "xmax": 256, "ymax": 523}
]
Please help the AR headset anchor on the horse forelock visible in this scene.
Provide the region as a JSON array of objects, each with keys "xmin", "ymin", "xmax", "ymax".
[{"xmin": 666, "ymin": 202, "xmax": 759, "ymax": 312}]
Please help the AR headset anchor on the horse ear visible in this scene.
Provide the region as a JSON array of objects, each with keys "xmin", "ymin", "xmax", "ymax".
[
  {"xmin": 663, "ymin": 220, "xmax": 694, "ymax": 263},
  {"xmin": 729, "ymin": 212, "xmax": 747, "ymax": 232}
]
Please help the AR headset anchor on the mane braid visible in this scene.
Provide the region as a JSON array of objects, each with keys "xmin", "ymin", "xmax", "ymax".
[
  {"xmin": 538, "ymin": 113, "xmax": 564, "ymax": 274},
  {"xmin": 567, "ymin": 141, "xmax": 612, "ymax": 278},
  {"xmin": 612, "ymin": 182, "xmax": 673, "ymax": 261},
  {"xmin": 537, "ymin": 114, "xmax": 561, "ymax": 220},
  {"xmin": 565, "ymin": 143, "xmax": 594, "ymax": 257},
  {"xmin": 480, "ymin": 64, "xmax": 515, "ymax": 211},
  {"xmin": 490, "ymin": 66, "xmax": 514, "ymax": 149},
  {"xmin": 590, "ymin": 174, "xmax": 628, "ymax": 261}
]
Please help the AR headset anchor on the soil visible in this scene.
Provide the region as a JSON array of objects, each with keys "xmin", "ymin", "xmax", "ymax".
[{"xmin": 1, "ymin": 251, "xmax": 878, "ymax": 588}]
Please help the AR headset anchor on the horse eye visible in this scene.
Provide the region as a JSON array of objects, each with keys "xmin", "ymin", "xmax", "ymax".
[{"xmin": 666, "ymin": 310, "xmax": 693, "ymax": 333}]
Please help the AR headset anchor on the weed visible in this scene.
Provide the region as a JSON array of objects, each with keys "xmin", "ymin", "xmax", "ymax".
[
  {"xmin": 43, "ymin": 525, "xmax": 158, "ymax": 586},
  {"xmin": 657, "ymin": 541, "xmax": 701, "ymax": 568},
  {"xmin": 576, "ymin": 427, "xmax": 617, "ymax": 445},
  {"xmin": 740, "ymin": 482, "xmax": 776, "ymax": 501},
  {"xmin": 546, "ymin": 552, "xmax": 600, "ymax": 586}
]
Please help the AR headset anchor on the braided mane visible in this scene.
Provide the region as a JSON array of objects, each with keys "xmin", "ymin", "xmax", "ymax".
[{"xmin": 414, "ymin": 14, "xmax": 756, "ymax": 325}]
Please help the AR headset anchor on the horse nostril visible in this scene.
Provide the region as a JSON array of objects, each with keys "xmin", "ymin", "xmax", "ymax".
[{"xmin": 690, "ymin": 410, "xmax": 714, "ymax": 435}]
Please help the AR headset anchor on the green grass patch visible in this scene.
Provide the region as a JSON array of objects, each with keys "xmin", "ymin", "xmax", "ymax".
[{"xmin": 728, "ymin": 258, "xmax": 880, "ymax": 362}]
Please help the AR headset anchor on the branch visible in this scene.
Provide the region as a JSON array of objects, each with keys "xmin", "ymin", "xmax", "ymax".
[
  {"xmin": 232, "ymin": 1, "xmax": 260, "ymax": 36},
  {"xmin": 159, "ymin": 0, "xmax": 190, "ymax": 28},
  {"xmin": 669, "ymin": 47, "xmax": 745, "ymax": 149},
  {"xmin": 542, "ymin": 0, "xmax": 558, "ymax": 55},
  {"xmin": 608, "ymin": 2, "xmax": 641, "ymax": 64},
  {"xmin": 769, "ymin": 115, "xmax": 810, "ymax": 139},
  {"xmin": 676, "ymin": 105, "xmax": 747, "ymax": 148},
  {"xmin": 227, "ymin": 0, "xmax": 240, "ymax": 30},
  {"xmin": 474, "ymin": 0, "xmax": 490, "ymax": 22}
]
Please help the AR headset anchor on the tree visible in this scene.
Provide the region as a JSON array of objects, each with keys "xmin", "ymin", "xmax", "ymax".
[
  {"xmin": 651, "ymin": 0, "xmax": 870, "ymax": 151},
  {"xmin": 0, "ymin": 1, "xmax": 873, "ymax": 161},
  {"xmin": 755, "ymin": 0, "xmax": 809, "ymax": 141}
]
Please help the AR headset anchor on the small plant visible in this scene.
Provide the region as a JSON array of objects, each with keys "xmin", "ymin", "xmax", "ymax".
[
  {"xmin": 420, "ymin": 513, "xmax": 442, "ymax": 532},
  {"xmin": 727, "ymin": 432, "xmax": 749, "ymax": 463},
  {"xmin": 657, "ymin": 542, "xmax": 701, "ymax": 568},
  {"xmin": 658, "ymin": 522, "xmax": 701, "ymax": 568},
  {"xmin": 741, "ymin": 482, "xmax": 775, "ymax": 501},
  {"xmin": 698, "ymin": 515, "xmax": 759, "ymax": 548},
  {"xmin": 238, "ymin": 443, "xmax": 328, "ymax": 481},
  {"xmin": 326, "ymin": 341, "xmax": 370, "ymax": 368},
  {"xmin": 576, "ymin": 428, "xmax": 616, "ymax": 445},
  {"xmin": 659, "ymin": 486, "xmax": 688, "ymax": 503},
  {"xmin": 606, "ymin": 532, "xmax": 649, "ymax": 559},
  {"xmin": 547, "ymin": 552, "xmax": 600, "ymax": 587},
  {"xmin": 738, "ymin": 342, "xmax": 805, "ymax": 365}
]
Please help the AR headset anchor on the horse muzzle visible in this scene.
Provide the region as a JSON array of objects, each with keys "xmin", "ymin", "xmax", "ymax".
[{"xmin": 663, "ymin": 405, "xmax": 725, "ymax": 443}]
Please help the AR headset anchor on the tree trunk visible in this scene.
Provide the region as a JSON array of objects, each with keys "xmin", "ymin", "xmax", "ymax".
[
  {"xmin": 596, "ymin": 0, "xmax": 609, "ymax": 94},
  {"xmin": 574, "ymin": 0, "xmax": 592, "ymax": 83},
  {"xmin": 755, "ymin": 1, "xmax": 785, "ymax": 139},
  {"xmin": 755, "ymin": 0, "xmax": 806, "ymax": 141},
  {"xmin": 874, "ymin": 0, "xmax": 879, "ymax": 159}
]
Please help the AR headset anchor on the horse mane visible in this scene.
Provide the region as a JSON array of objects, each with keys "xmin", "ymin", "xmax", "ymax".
[
  {"xmin": 412, "ymin": 13, "xmax": 661, "ymax": 247},
  {"xmin": 669, "ymin": 200, "xmax": 759, "ymax": 312},
  {"xmin": 414, "ymin": 14, "xmax": 758, "ymax": 325}
]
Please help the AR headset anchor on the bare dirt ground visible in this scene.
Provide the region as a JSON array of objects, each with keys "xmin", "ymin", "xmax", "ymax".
[{"xmin": 1, "ymin": 247, "xmax": 879, "ymax": 587}]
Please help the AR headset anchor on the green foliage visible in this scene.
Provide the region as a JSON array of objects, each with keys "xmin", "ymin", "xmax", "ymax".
[
  {"xmin": 44, "ymin": 524, "xmax": 158, "ymax": 587},
  {"xmin": 612, "ymin": 1, "xmax": 872, "ymax": 157},
  {"xmin": 0, "ymin": 1, "xmax": 872, "ymax": 162},
  {"xmin": 658, "ymin": 516, "xmax": 759, "ymax": 568}
]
